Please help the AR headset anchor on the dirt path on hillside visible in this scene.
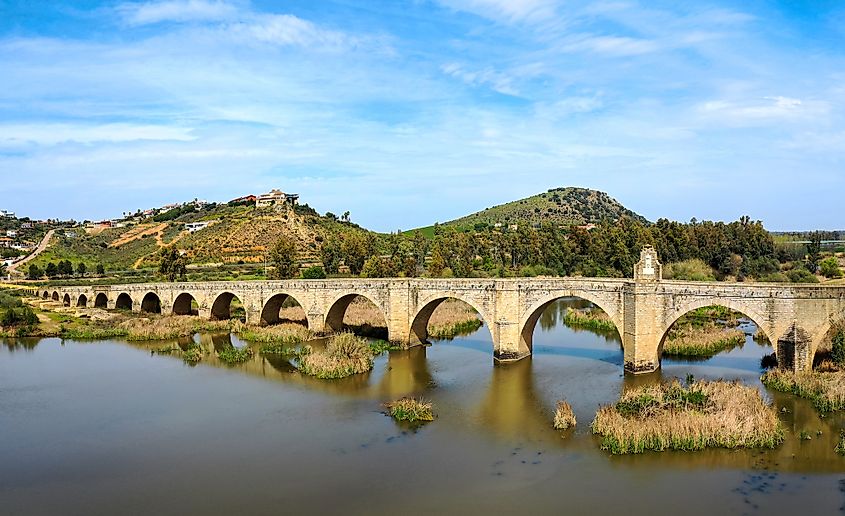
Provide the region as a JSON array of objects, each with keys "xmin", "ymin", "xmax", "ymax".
[{"xmin": 7, "ymin": 229, "xmax": 55, "ymax": 276}]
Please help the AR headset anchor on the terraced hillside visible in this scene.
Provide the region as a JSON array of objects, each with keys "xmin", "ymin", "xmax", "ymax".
[
  {"xmin": 439, "ymin": 187, "xmax": 647, "ymax": 230},
  {"xmin": 28, "ymin": 203, "xmax": 365, "ymax": 272}
]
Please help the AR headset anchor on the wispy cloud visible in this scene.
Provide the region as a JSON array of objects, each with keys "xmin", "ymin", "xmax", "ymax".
[
  {"xmin": 440, "ymin": 63, "xmax": 519, "ymax": 95},
  {"xmin": 436, "ymin": 0, "xmax": 559, "ymax": 23},
  {"xmin": 697, "ymin": 96, "xmax": 830, "ymax": 125},
  {"xmin": 117, "ymin": 0, "xmax": 240, "ymax": 26}
]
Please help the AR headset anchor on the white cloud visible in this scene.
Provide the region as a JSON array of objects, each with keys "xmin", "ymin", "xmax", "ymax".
[
  {"xmin": 118, "ymin": 0, "xmax": 240, "ymax": 26},
  {"xmin": 697, "ymin": 96, "xmax": 830, "ymax": 125},
  {"xmin": 0, "ymin": 123, "xmax": 195, "ymax": 147},
  {"xmin": 436, "ymin": 0, "xmax": 559, "ymax": 23},
  {"xmin": 534, "ymin": 96, "xmax": 604, "ymax": 119},
  {"xmin": 440, "ymin": 63, "xmax": 519, "ymax": 95},
  {"xmin": 556, "ymin": 34, "xmax": 661, "ymax": 56},
  {"xmin": 225, "ymin": 14, "xmax": 366, "ymax": 52}
]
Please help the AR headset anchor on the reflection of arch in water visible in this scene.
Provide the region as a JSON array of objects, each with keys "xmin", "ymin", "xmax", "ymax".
[
  {"xmin": 477, "ymin": 359, "xmax": 558, "ymax": 442},
  {"xmin": 375, "ymin": 347, "xmax": 435, "ymax": 398}
]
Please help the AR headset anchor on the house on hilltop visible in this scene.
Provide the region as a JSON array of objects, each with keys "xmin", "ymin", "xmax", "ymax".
[{"xmin": 256, "ymin": 189, "xmax": 299, "ymax": 208}]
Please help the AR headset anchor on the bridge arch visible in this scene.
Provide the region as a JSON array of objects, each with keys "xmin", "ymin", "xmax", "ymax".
[
  {"xmin": 77, "ymin": 294, "xmax": 88, "ymax": 308},
  {"xmin": 62, "ymin": 293, "xmax": 71, "ymax": 307},
  {"xmin": 659, "ymin": 298, "xmax": 772, "ymax": 347},
  {"xmin": 94, "ymin": 293, "xmax": 108, "ymax": 308},
  {"xmin": 324, "ymin": 293, "xmax": 387, "ymax": 334},
  {"xmin": 141, "ymin": 292, "xmax": 162, "ymax": 314},
  {"xmin": 410, "ymin": 295, "xmax": 493, "ymax": 346},
  {"xmin": 520, "ymin": 292, "xmax": 623, "ymax": 355},
  {"xmin": 51, "ymin": 291, "xmax": 59, "ymax": 302},
  {"xmin": 42, "ymin": 291, "xmax": 49, "ymax": 300},
  {"xmin": 260, "ymin": 293, "xmax": 308, "ymax": 327},
  {"xmin": 172, "ymin": 292, "xmax": 199, "ymax": 316},
  {"xmin": 115, "ymin": 293, "xmax": 133, "ymax": 311},
  {"xmin": 211, "ymin": 291, "xmax": 245, "ymax": 321}
]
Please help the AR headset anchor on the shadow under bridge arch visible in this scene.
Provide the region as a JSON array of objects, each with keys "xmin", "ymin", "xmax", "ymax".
[{"xmin": 520, "ymin": 293, "xmax": 623, "ymax": 356}]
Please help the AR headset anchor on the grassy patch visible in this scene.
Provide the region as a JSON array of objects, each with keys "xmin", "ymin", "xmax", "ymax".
[
  {"xmin": 761, "ymin": 370, "xmax": 845, "ymax": 413},
  {"xmin": 182, "ymin": 343, "xmax": 203, "ymax": 364},
  {"xmin": 240, "ymin": 323, "xmax": 313, "ymax": 345},
  {"xmin": 662, "ymin": 328, "xmax": 745, "ymax": 358},
  {"xmin": 563, "ymin": 307, "xmax": 617, "ymax": 333},
  {"xmin": 217, "ymin": 346, "xmax": 255, "ymax": 365},
  {"xmin": 385, "ymin": 397, "xmax": 435, "ymax": 423},
  {"xmin": 368, "ymin": 339, "xmax": 403, "ymax": 355},
  {"xmin": 299, "ymin": 333, "xmax": 374, "ymax": 380},
  {"xmin": 591, "ymin": 380, "xmax": 783, "ymax": 454},
  {"xmin": 553, "ymin": 400, "xmax": 576, "ymax": 430}
]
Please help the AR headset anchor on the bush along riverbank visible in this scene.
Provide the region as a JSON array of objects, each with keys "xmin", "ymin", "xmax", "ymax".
[
  {"xmin": 563, "ymin": 307, "xmax": 617, "ymax": 333},
  {"xmin": 299, "ymin": 332, "xmax": 375, "ymax": 380},
  {"xmin": 661, "ymin": 306, "xmax": 753, "ymax": 358},
  {"xmin": 591, "ymin": 379, "xmax": 783, "ymax": 454}
]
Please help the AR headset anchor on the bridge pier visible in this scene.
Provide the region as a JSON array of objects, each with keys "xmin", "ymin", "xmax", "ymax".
[{"xmin": 776, "ymin": 324, "xmax": 814, "ymax": 373}]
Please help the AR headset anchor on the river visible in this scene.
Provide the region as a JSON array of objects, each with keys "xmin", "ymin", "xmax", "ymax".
[{"xmin": 2, "ymin": 299, "xmax": 844, "ymax": 515}]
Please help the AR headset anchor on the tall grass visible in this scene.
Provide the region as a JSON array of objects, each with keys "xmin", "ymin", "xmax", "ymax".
[
  {"xmin": 761, "ymin": 370, "xmax": 845, "ymax": 413},
  {"xmin": 118, "ymin": 316, "xmax": 232, "ymax": 341},
  {"xmin": 553, "ymin": 400, "xmax": 576, "ymax": 430},
  {"xmin": 662, "ymin": 327, "xmax": 745, "ymax": 358},
  {"xmin": 240, "ymin": 323, "xmax": 313, "ymax": 346},
  {"xmin": 299, "ymin": 332, "xmax": 374, "ymax": 379},
  {"xmin": 217, "ymin": 346, "xmax": 254, "ymax": 365},
  {"xmin": 563, "ymin": 308, "xmax": 617, "ymax": 333},
  {"xmin": 591, "ymin": 380, "xmax": 783, "ymax": 454},
  {"xmin": 385, "ymin": 398, "xmax": 435, "ymax": 423}
]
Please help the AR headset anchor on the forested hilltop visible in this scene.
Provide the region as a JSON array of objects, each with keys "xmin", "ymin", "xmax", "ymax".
[{"xmin": 18, "ymin": 188, "xmax": 843, "ymax": 284}]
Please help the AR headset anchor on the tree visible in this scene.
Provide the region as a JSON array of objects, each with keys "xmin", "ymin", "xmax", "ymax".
[
  {"xmin": 96, "ymin": 264, "xmax": 105, "ymax": 276},
  {"xmin": 301, "ymin": 266, "xmax": 327, "ymax": 279},
  {"xmin": 76, "ymin": 262, "xmax": 87, "ymax": 277},
  {"xmin": 269, "ymin": 235, "xmax": 299, "ymax": 279},
  {"xmin": 0, "ymin": 262, "xmax": 5, "ymax": 278},
  {"xmin": 159, "ymin": 248, "xmax": 187, "ymax": 282},
  {"xmin": 58, "ymin": 260, "xmax": 73, "ymax": 277},
  {"xmin": 807, "ymin": 232, "xmax": 822, "ymax": 273},
  {"xmin": 341, "ymin": 211, "xmax": 351, "ymax": 223},
  {"xmin": 45, "ymin": 262, "xmax": 59, "ymax": 279},
  {"xmin": 819, "ymin": 257, "xmax": 843, "ymax": 279},
  {"xmin": 361, "ymin": 256, "xmax": 398, "ymax": 278},
  {"xmin": 28, "ymin": 264, "xmax": 43, "ymax": 280}
]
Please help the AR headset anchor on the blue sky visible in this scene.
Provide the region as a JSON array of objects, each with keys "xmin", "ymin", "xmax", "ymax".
[{"xmin": 0, "ymin": 0, "xmax": 843, "ymax": 231}]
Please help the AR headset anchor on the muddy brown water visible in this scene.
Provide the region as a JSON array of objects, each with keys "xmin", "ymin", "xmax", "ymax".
[{"xmin": 2, "ymin": 299, "xmax": 845, "ymax": 515}]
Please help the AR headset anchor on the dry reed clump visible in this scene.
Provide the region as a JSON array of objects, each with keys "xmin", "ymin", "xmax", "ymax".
[
  {"xmin": 385, "ymin": 397, "xmax": 435, "ymax": 423},
  {"xmin": 118, "ymin": 316, "xmax": 232, "ymax": 341},
  {"xmin": 299, "ymin": 332, "xmax": 374, "ymax": 379},
  {"xmin": 761, "ymin": 370, "xmax": 845, "ymax": 413},
  {"xmin": 591, "ymin": 380, "xmax": 783, "ymax": 454},
  {"xmin": 563, "ymin": 308, "xmax": 617, "ymax": 333},
  {"xmin": 277, "ymin": 306, "xmax": 308, "ymax": 325},
  {"xmin": 240, "ymin": 323, "xmax": 314, "ymax": 345},
  {"xmin": 662, "ymin": 327, "xmax": 745, "ymax": 358},
  {"xmin": 553, "ymin": 400, "xmax": 577, "ymax": 430}
]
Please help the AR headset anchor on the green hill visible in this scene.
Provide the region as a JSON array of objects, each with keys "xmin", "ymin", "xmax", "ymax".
[{"xmin": 424, "ymin": 187, "xmax": 647, "ymax": 233}]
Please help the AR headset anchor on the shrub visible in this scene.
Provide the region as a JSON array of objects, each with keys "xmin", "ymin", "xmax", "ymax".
[
  {"xmin": 832, "ymin": 328, "xmax": 845, "ymax": 367},
  {"xmin": 819, "ymin": 257, "xmax": 844, "ymax": 279},
  {"xmin": 786, "ymin": 267, "xmax": 819, "ymax": 283},
  {"xmin": 0, "ymin": 305, "xmax": 39, "ymax": 328},
  {"xmin": 299, "ymin": 333, "xmax": 374, "ymax": 379},
  {"xmin": 301, "ymin": 266, "xmax": 327, "ymax": 279},
  {"xmin": 217, "ymin": 346, "xmax": 254, "ymax": 365},
  {"xmin": 664, "ymin": 259, "xmax": 716, "ymax": 281},
  {"xmin": 553, "ymin": 400, "xmax": 577, "ymax": 430},
  {"xmin": 385, "ymin": 398, "xmax": 435, "ymax": 423}
]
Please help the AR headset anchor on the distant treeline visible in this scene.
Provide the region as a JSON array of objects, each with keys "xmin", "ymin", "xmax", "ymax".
[{"xmin": 311, "ymin": 216, "xmax": 804, "ymax": 281}]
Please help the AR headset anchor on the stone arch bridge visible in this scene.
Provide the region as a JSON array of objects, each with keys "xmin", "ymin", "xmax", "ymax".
[{"xmin": 39, "ymin": 249, "xmax": 845, "ymax": 374}]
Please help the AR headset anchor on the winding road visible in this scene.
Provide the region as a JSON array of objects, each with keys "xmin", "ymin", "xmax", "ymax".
[{"xmin": 8, "ymin": 229, "xmax": 55, "ymax": 277}]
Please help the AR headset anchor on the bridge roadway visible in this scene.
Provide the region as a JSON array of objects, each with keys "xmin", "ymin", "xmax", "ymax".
[{"xmin": 39, "ymin": 248, "xmax": 845, "ymax": 374}]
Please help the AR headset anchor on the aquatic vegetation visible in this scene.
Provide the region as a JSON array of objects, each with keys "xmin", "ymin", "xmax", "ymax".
[
  {"xmin": 591, "ymin": 380, "xmax": 783, "ymax": 454},
  {"xmin": 662, "ymin": 327, "xmax": 745, "ymax": 358},
  {"xmin": 119, "ymin": 316, "xmax": 232, "ymax": 341},
  {"xmin": 368, "ymin": 339, "xmax": 404, "ymax": 355},
  {"xmin": 837, "ymin": 431, "xmax": 845, "ymax": 455},
  {"xmin": 761, "ymin": 370, "xmax": 845, "ymax": 413},
  {"xmin": 553, "ymin": 400, "xmax": 576, "ymax": 430},
  {"xmin": 299, "ymin": 333, "xmax": 374, "ymax": 379},
  {"xmin": 385, "ymin": 397, "xmax": 435, "ymax": 423},
  {"xmin": 59, "ymin": 326, "xmax": 130, "ymax": 340},
  {"xmin": 240, "ymin": 323, "xmax": 314, "ymax": 345},
  {"xmin": 563, "ymin": 308, "xmax": 617, "ymax": 333},
  {"xmin": 182, "ymin": 343, "xmax": 203, "ymax": 364},
  {"xmin": 217, "ymin": 346, "xmax": 255, "ymax": 365}
]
